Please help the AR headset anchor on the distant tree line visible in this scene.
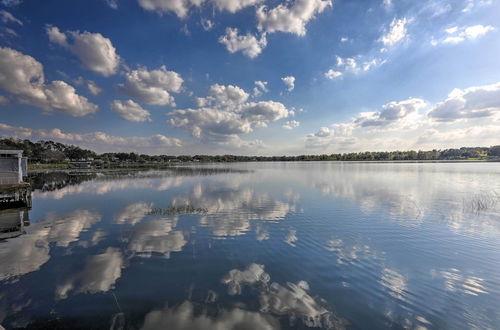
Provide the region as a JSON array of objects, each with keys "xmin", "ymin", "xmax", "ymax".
[
  {"xmin": 1, "ymin": 138, "xmax": 500, "ymax": 163},
  {"xmin": 0, "ymin": 138, "xmax": 96, "ymax": 162}
]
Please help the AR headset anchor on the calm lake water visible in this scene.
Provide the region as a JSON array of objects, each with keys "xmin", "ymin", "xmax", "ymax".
[{"xmin": 1, "ymin": 162, "xmax": 499, "ymax": 329}]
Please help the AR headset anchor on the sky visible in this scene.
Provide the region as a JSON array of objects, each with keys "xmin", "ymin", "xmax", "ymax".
[{"xmin": 0, "ymin": 0, "xmax": 499, "ymax": 155}]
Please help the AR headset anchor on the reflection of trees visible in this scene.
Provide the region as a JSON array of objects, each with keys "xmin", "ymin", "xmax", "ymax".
[
  {"xmin": 35, "ymin": 176, "xmax": 184, "ymax": 200},
  {"xmin": 28, "ymin": 172, "xmax": 97, "ymax": 192},
  {"xmin": 31, "ymin": 167, "xmax": 249, "ymax": 198},
  {"xmin": 171, "ymin": 183, "xmax": 294, "ymax": 237}
]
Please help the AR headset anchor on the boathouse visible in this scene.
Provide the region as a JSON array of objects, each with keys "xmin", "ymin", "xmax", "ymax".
[
  {"xmin": 0, "ymin": 148, "xmax": 28, "ymax": 184},
  {"xmin": 0, "ymin": 148, "xmax": 31, "ymax": 210}
]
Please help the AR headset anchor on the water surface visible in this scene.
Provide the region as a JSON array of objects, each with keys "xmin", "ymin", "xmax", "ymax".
[{"xmin": 1, "ymin": 162, "xmax": 499, "ymax": 329}]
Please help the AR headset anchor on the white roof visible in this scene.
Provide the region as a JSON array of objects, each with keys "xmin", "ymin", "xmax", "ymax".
[{"xmin": 0, "ymin": 149, "xmax": 23, "ymax": 156}]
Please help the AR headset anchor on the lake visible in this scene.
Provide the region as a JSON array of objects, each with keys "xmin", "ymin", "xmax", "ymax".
[{"xmin": 0, "ymin": 162, "xmax": 499, "ymax": 329}]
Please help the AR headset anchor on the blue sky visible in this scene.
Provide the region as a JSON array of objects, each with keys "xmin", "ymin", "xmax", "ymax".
[{"xmin": 0, "ymin": 0, "xmax": 499, "ymax": 155}]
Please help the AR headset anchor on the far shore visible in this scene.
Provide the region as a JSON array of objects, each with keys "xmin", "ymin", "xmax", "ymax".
[{"xmin": 27, "ymin": 158, "xmax": 500, "ymax": 172}]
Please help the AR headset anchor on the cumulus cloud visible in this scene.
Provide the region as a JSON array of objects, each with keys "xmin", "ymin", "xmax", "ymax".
[
  {"xmin": 118, "ymin": 65, "xmax": 183, "ymax": 106},
  {"xmin": 428, "ymin": 82, "xmax": 500, "ymax": 121},
  {"xmin": 212, "ymin": 0, "xmax": 263, "ymax": 13},
  {"xmin": 305, "ymin": 98, "xmax": 428, "ymax": 149},
  {"xmin": 219, "ymin": 27, "xmax": 267, "ymax": 58},
  {"xmin": 197, "ymin": 83, "xmax": 249, "ymax": 107},
  {"xmin": 353, "ymin": 98, "xmax": 427, "ymax": 127},
  {"xmin": 304, "ymin": 81, "xmax": 500, "ymax": 152},
  {"xmin": 256, "ymin": 0, "xmax": 332, "ymax": 36},
  {"xmin": 0, "ymin": 123, "xmax": 182, "ymax": 153},
  {"xmin": 0, "ymin": 9, "xmax": 22, "ymax": 25},
  {"xmin": 440, "ymin": 25, "xmax": 495, "ymax": 44},
  {"xmin": 253, "ymin": 80, "xmax": 268, "ymax": 97},
  {"xmin": 281, "ymin": 76, "xmax": 295, "ymax": 91},
  {"xmin": 282, "ymin": 120, "xmax": 300, "ymax": 130},
  {"xmin": 0, "ymin": 47, "xmax": 98, "ymax": 116},
  {"xmin": 111, "ymin": 99, "xmax": 152, "ymax": 122},
  {"xmin": 170, "ymin": 85, "xmax": 290, "ymax": 143},
  {"xmin": 379, "ymin": 17, "xmax": 409, "ymax": 46},
  {"xmin": 169, "ymin": 100, "xmax": 289, "ymax": 141},
  {"xmin": 137, "ymin": 0, "xmax": 262, "ymax": 18},
  {"xmin": 137, "ymin": 0, "xmax": 204, "ymax": 19},
  {"xmin": 46, "ymin": 25, "xmax": 120, "ymax": 76}
]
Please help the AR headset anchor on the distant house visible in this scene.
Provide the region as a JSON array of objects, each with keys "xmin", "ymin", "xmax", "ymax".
[{"xmin": 0, "ymin": 148, "xmax": 28, "ymax": 185}]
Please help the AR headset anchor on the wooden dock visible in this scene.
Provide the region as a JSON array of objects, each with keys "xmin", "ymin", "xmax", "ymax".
[{"xmin": 0, "ymin": 183, "xmax": 32, "ymax": 210}]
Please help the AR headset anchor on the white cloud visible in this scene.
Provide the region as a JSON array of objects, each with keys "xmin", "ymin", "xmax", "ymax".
[
  {"xmin": 324, "ymin": 68, "xmax": 342, "ymax": 80},
  {"xmin": 383, "ymin": 0, "xmax": 392, "ymax": 9},
  {"xmin": 462, "ymin": 0, "xmax": 493, "ymax": 13},
  {"xmin": 180, "ymin": 24, "xmax": 191, "ymax": 36},
  {"xmin": 256, "ymin": 0, "xmax": 332, "ymax": 36},
  {"xmin": 353, "ymin": 98, "xmax": 427, "ymax": 127},
  {"xmin": 105, "ymin": 0, "xmax": 118, "ymax": 9},
  {"xmin": 137, "ymin": 0, "xmax": 262, "ymax": 18},
  {"xmin": 111, "ymin": 99, "xmax": 152, "ymax": 122},
  {"xmin": 87, "ymin": 80, "xmax": 102, "ymax": 95},
  {"xmin": 428, "ymin": 82, "xmax": 500, "ymax": 121},
  {"xmin": 137, "ymin": 0, "xmax": 204, "ymax": 19},
  {"xmin": 304, "ymin": 82, "xmax": 500, "ymax": 152},
  {"xmin": 46, "ymin": 25, "xmax": 120, "ymax": 76},
  {"xmin": 0, "ymin": 95, "xmax": 9, "ymax": 104},
  {"xmin": 340, "ymin": 37, "xmax": 348, "ymax": 42},
  {"xmin": 169, "ymin": 83, "xmax": 290, "ymax": 142},
  {"xmin": 379, "ymin": 17, "xmax": 409, "ymax": 46},
  {"xmin": 118, "ymin": 65, "xmax": 183, "ymax": 106},
  {"xmin": 219, "ymin": 27, "xmax": 267, "ymax": 58},
  {"xmin": 281, "ymin": 76, "xmax": 295, "ymax": 91},
  {"xmin": 441, "ymin": 24, "xmax": 495, "ymax": 44},
  {"xmin": 197, "ymin": 83, "xmax": 249, "ymax": 107},
  {"xmin": 0, "ymin": 47, "xmax": 98, "ymax": 116},
  {"xmin": 253, "ymin": 80, "xmax": 268, "ymax": 97},
  {"xmin": 201, "ymin": 18, "xmax": 214, "ymax": 31},
  {"xmin": 212, "ymin": 0, "xmax": 263, "ymax": 13},
  {"xmin": 0, "ymin": 122, "xmax": 182, "ymax": 153},
  {"xmin": 314, "ymin": 126, "xmax": 332, "ymax": 137},
  {"xmin": 0, "ymin": 0, "xmax": 22, "ymax": 6},
  {"xmin": 282, "ymin": 120, "xmax": 300, "ymax": 130},
  {"xmin": 329, "ymin": 56, "xmax": 385, "ymax": 77},
  {"xmin": 0, "ymin": 9, "xmax": 22, "ymax": 25}
]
